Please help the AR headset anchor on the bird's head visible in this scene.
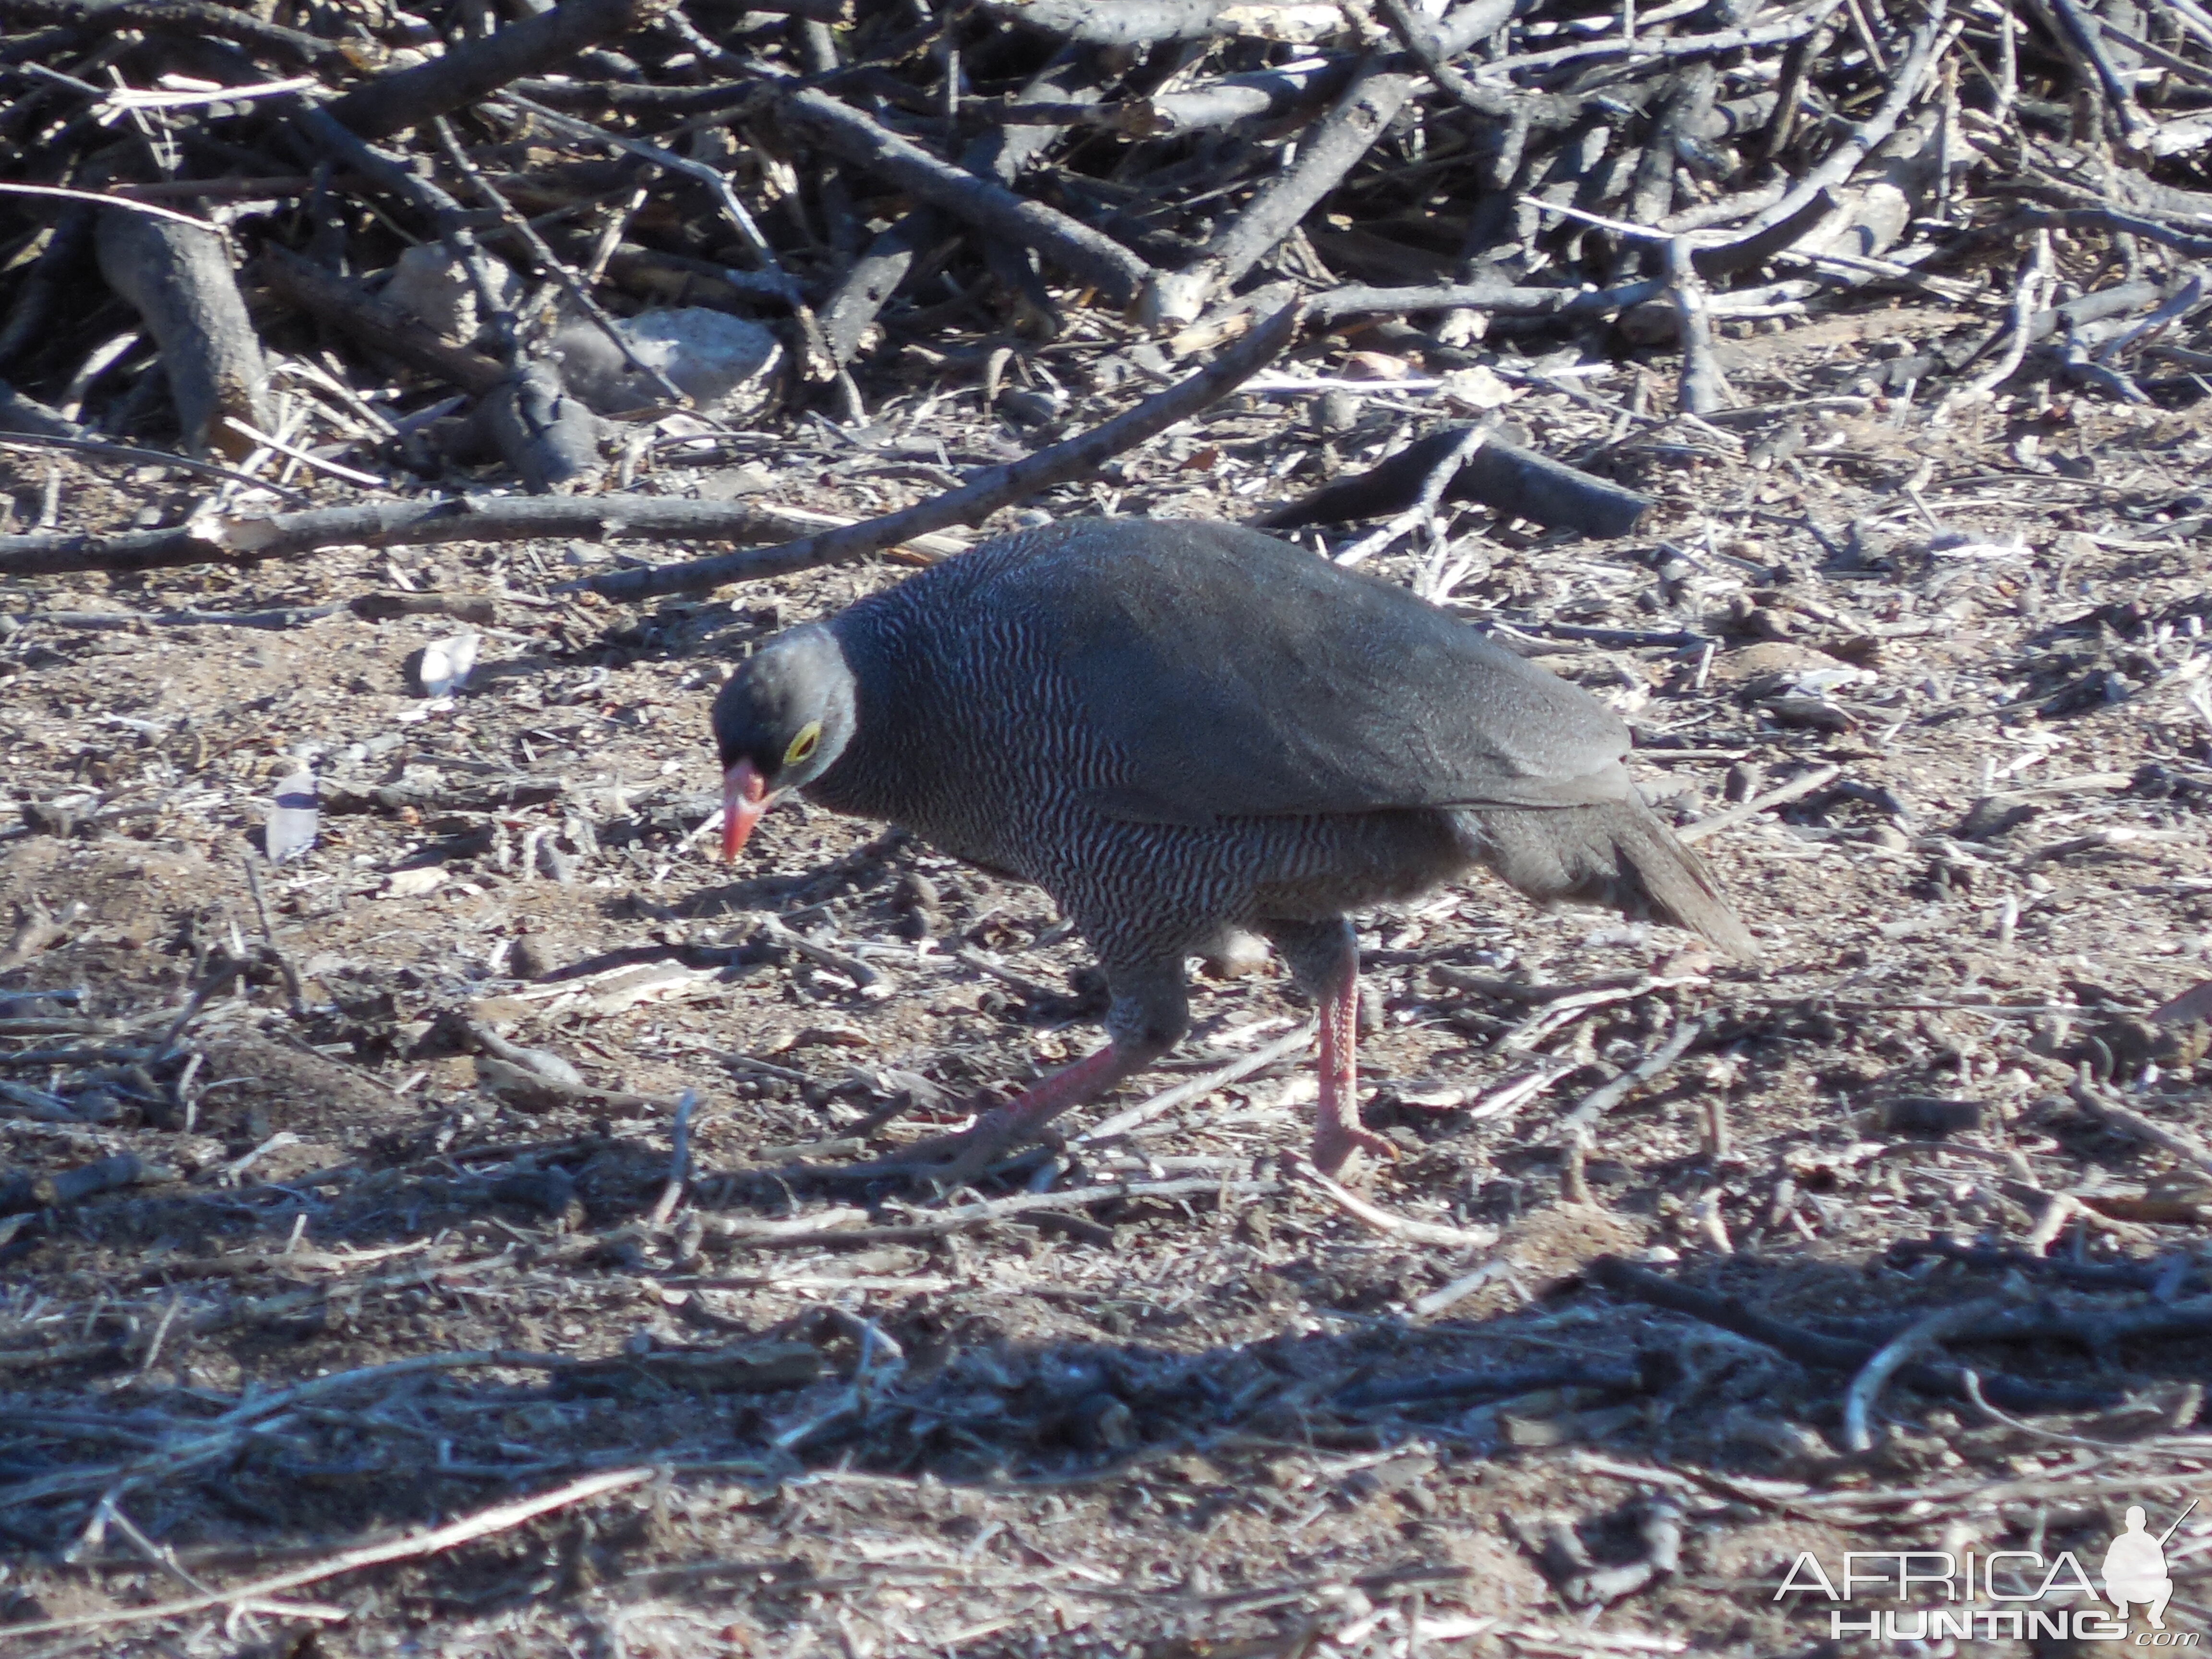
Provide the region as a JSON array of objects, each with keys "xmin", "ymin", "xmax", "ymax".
[{"xmin": 709, "ymin": 625, "xmax": 857, "ymax": 861}]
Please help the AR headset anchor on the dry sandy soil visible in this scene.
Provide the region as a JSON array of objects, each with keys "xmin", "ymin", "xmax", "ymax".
[{"xmin": 2, "ymin": 325, "xmax": 2212, "ymax": 1659}]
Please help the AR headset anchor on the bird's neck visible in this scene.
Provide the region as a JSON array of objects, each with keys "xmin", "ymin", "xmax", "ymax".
[{"xmin": 801, "ymin": 612, "xmax": 929, "ymax": 823}]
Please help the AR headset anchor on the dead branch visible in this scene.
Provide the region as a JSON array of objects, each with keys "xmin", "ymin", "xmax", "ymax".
[
  {"xmin": 988, "ymin": 57, "xmax": 1359, "ymax": 135},
  {"xmin": 1679, "ymin": 765, "xmax": 1843, "ymax": 844},
  {"xmin": 0, "ymin": 381, "xmax": 84, "ymax": 440},
  {"xmin": 0, "ymin": 1467, "xmax": 656, "ymax": 1639},
  {"xmin": 1696, "ymin": 0, "xmax": 1950, "ymax": 266},
  {"xmin": 476, "ymin": 360, "xmax": 607, "ymax": 494},
  {"xmin": 1334, "ymin": 1362, "xmax": 1646, "ymax": 1411},
  {"xmin": 94, "ymin": 213, "xmax": 271, "ymax": 460},
  {"xmin": 1868, "ymin": 1295, "xmax": 2212, "ymax": 1351},
  {"xmin": 1290, "ymin": 1160, "xmax": 1501, "ymax": 1249},
  {"xmin": 1587, "ymin": 1255, "xmax": 2119, "ymax": 1414},
  {"xmin": 1840, "ymin": 1300, "xmax": 2007, "ymax": 1451},
  {"xmin": 0, "ymin": 1153, "xmax": 161, "ymax": 1216},
  {"xmin": 260, "ymin": 245, "xmax": 507, "ymax": 396},
  {"xmin": 1257, "ymin": 425, "xmax": 1651, "ymax": 538},
  {"xmin": 820, "ymin": 47, "xmax": 1106, "ymax": 368},
  {"xmin": 1309, "ymin": 277, "xmax": 1664, "ymax": 323},
  {"xmin": 2066, "ymin": 1073, "xmax": 2212, "ymax": 1179},
  {"xmin": 0, "ymin": 0, "xmax": 356, "ymax": 69},
  {"xmin": 975, "ymin": 0, "xmax": 1340, "ymax": 45},
  {"xmin": 2008, "ymin": 204, "xmax": 2212, "ymax": 259},
  {"xmin": 0, "ymin": 494, "xmax": 840, "ymax": 578},
  {"xmin": 1556, "ymin": 1015, "xmax": 1713, "ymax": 1136},
  {"xmin": 572, "ymin": 298, "xmax": 1304, "ymax": 601},
  {"xmin": 2029, "ymin": 0, "xmax": 2150, "ymax": 148},
  {"xmin": 1889, "ymin": 1236, "xmax": 2212, "ymax": 1295},
  {"xmin": 1077, "ymin": 1022, "xmax": 1316, "ymax": 1145},
  {"xmin": 1327, "ymin": 423, "xmax": 1492, "ymax": 566},
  {"xmin": 1145, "ymin": 61, "xmax": 1420, "ymax": 327},
  {"xmin": 1667, "ymin": 236, "xmax": 1731, "ymax": 413},
  {"xmin": 0, "ymin": 432, "xmax": 301, "ymax": 500},
  {"xmin": 493, "ymin": 95, "xmax": 795, "ymax": 292},
  {"xmin": 324, "ymin": 0, "xmax": 674, "ymax": 141},
  {"xmin": 768, "ymin": 85, "xmax": 1156, "ymax": 308}
]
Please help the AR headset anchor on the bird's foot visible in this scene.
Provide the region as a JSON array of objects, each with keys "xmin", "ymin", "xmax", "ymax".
[
  {"xmin": 791, "ymin": 1045, "xmax": 1130, "ymax": 1193},
  {"xmin": 816, "ymin": 1120, "xmax": 1031, "ymax": 1191},
  {"xmin": 896, "ymin": 1125, "xmax": 1031, "ymax": 1193},
  {"xmin": 1309, "ymin": 1120, "xmax": 1395, "ymax": 1178}
]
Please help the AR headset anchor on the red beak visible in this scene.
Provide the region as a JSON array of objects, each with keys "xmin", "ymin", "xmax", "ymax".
[{"xmin": 721, "ymin": 759, "xmax": 769, "ymax": 861}]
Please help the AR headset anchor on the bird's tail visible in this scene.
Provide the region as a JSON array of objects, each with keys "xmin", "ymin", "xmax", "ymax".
[{"xmin": 1457, "ymin": 796, "xmax": 1760, "ymax": 963}]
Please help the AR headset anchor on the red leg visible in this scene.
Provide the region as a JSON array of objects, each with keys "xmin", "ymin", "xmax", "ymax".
[
  {"xmin": 840, "ymin": 1040, "xmax": 1142, "ymax": 1190},
  {"xmin": 1308, "ymin": 959, "xmax": 1393, "ymax": 1175},
  {"xmin": 964, "ymin": 1043, "xmax": 1129, "ymax": 1152},
  {"xmin": 824, "ymin": 960, "xmax": 1189, "ymax": 1191}
]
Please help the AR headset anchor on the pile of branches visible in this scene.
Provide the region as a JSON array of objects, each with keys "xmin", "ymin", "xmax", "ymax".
[{"xmin": 2, "ymin": 0, "xmax": 2212, "ymax": 582}]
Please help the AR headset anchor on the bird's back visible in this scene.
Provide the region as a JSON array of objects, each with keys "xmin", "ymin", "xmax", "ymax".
[{"xmin": 820, "ymin": 517, "xmax": 1635, "ymax": 825}]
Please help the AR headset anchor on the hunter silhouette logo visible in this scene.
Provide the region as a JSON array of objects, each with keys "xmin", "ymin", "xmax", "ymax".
[
  {"xmin": 2105, "ymin": 1504, "xmax": 2189, "ymax": 1631},
  {"xmin": 1776, "ymin": 1500, "xmax": 2201, "ymax": 1644}
]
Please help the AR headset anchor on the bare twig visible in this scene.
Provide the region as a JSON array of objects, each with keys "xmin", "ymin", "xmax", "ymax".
[
  {"xmin": 1257, "ymin": 426, "xmax": 1651, "ymax": 538},
  {"xmin": 0, "ymin": 433, "xmax": 307, "ymax": 501},
  {"xmin": 768, "ymin": 85, "xmax": 1155, "ymax": 307},
  {"xmin": 1556, "ymin": 1014, "xmax": 1713, "ymax": 1136},
  {"xmin": 430, "ymin": 116, "xmax": 687, "ymax": 404},
  {"xmin": 1698, "ymin": 0, "xmax": 1950, "ymax": 265},
  {"xmin": 494, "ymin": 95, "xmax": 793, "ymax": 286},
  {"xmin": 1841, "ymin": 1300, "xmax": 2007, "ymax": 1452},
  {"xmin": 645, "ymin": 1089, "xmax": 697, "ymax": 1230},
  {"xmin": 1667, "ymin": 236, "xmax": 1731, "ymax": 414},
  {"xmin": 1290, "ymin": 1160, "xmax": 1501, "ymax": 1249},
  {"xmin": 94, "ymin": 213, "xmax": 271, "ymax": 460},
  {"xmin": 1679, "ymin": 765, "xmax": 1841, "ymax": 844},
  {"xmin": 0, "ymin": 494, "xmax": 840, "ymax": 579},
  {"xmin": 0, "ymin": 1467, "xmax": 655, "ymax": 1637},
  {"xmin": 2067, "ymin": 1072, "xmax": 2212, "ymax": 1179},
  {"xmin": 1077, "ymin": 1022, "xmax": 1317, "ymax": 1145},
  {"xmin": 1330, "ymin": 423, "xmax": 1491, "ymax": 567},
  {"xmin": 1941, "ymin": 230, "xmax": 2055, "ymax": 409}
]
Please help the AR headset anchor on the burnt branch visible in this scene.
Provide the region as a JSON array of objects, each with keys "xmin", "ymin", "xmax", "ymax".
[
  {"xmin": 0, "ymin": 0, "xmax": 355, "ymax": 68},
  {"xmin": 1258, "ymin": 425, "xmax": 1652, "ymax": 538},
  {"xmin": 325, "ymin": 0, "xmax": 675, "ymax": 141},
  {"xmin": 768, "ymin": 85, "xmax": 1156, "ymax": 307}
]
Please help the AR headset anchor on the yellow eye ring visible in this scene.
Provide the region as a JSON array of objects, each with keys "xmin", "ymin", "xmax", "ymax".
[{"xmin": 783, "ymin": 722, "xmax": 822, "ymax": 768}]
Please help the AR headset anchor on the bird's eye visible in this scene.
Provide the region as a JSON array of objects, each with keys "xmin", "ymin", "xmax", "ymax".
[{"xmin": 783, "ymin": 722, "xmax": 822, "ymax": 767}]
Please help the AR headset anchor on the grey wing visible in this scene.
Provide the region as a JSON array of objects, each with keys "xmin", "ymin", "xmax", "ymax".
[{"xmin": 1041, "ymin": 531, "xmax": 1639, "ymax": 825}]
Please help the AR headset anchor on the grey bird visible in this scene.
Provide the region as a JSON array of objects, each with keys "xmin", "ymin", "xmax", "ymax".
[{"xmin": 712, "ymin": 517, "xmax": 1755, "ymax": 1181}]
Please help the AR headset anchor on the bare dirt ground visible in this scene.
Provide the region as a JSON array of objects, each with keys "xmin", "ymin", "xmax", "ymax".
[{"xmin": 3, "ymin": 330, "xmax": 2212, "ymax": 1659}]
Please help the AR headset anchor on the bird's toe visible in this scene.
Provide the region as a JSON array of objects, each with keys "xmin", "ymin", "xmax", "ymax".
[{"xmin": 812, "ymin": 1118, "xmax": 1030, "ymax": 1192}]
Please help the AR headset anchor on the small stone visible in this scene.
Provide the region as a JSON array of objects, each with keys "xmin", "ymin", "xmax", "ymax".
[
  {"xmin": 511, "ymin": 936, "xmax": 555, "ymax": 978},
  {"xmin": 1314, "ymin": 388, "xmax": 1359, "ymax": 433}
]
